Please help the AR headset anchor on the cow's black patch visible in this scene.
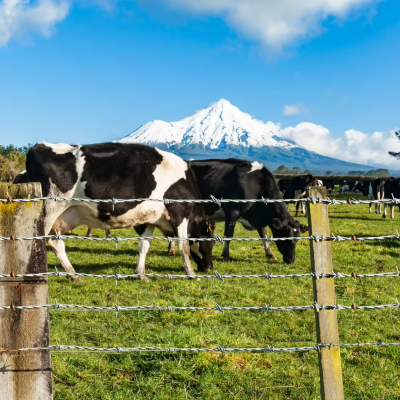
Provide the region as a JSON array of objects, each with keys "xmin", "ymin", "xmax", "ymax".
[
  {"xmin": 26, "ymin": 143, "xmax": 78, "ymax": 195},
  {"xmin": 80, "ymin": 143, "xmax": 163, "ymax": 221}
]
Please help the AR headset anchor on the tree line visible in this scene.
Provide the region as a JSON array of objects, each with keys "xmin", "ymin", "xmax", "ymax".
[
  {"xmin": 0, "ymin": 143, "xmax": 35, "ymax": 182},
  {"xmin": 0, "ymin": 134, "xmax": 398, "ymax": 182}
]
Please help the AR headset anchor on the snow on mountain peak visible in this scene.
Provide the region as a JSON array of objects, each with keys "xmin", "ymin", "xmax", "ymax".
[{"xmin": 118, "ymin": 99, "xmax": 298, "ymax": 151}]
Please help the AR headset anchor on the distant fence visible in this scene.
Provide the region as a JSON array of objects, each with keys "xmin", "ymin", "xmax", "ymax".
[{"xmin": 1, "ymin": 184, "xmax": 399, "ymax": 399}]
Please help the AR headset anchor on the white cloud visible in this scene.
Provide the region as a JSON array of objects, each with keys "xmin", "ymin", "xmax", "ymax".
[
  {"xmin": 0, "ymin": 0, "xmax": 379, "ymax": 49},
  {"xmin": 158, "ymin": 0, "xmax": 379, "ymax": 51},
  {"xmin": 0, "ymin": 0, "xmax": 118, "ymax": 47},
  {"xmin": 278, "ymin": 122, "xmax": 400, "ymax": 169},
  {"xmin": 283, "ymin": 104, "xmax": 308, "ymax": 116},
  {"xmin": 0, "ymin": 0, "xmax": 70, "ymax": 46}
]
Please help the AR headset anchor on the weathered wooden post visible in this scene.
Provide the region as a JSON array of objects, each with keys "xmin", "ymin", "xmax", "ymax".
[
  {"xmin": 0, "ymin": 183, "xmax": 52, "ymax": 400},
  {"xmin": 307, "ymin": 186, "xmax": 344, "ymax": 400}
]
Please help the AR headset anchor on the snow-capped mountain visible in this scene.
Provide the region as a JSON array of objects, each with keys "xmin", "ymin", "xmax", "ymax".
[
  {"xmin": 120, "ymin": 99, "xmax": 295, "ymax": 151},
  {"xmin": 117, "ymin": 99, "xmax": 373, "ymax": 174}
]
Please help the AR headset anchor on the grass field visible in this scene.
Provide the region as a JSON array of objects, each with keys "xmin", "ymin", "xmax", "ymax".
[{"xmin": 46, "ymin": 197, "xmax": 400, "ymax": 399}]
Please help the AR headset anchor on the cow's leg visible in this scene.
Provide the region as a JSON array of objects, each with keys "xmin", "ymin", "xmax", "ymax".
[
  {"xmin": 222, "ymin": 218, "xmax": 236, "ymax": 261},
  {"xmin": 105, "ymin": 229, "xmax": 112, "ymax": 238},
  {"xmin": 168, "ymin": 241, "xmax": 176, "ymax": 255},
  {"xmin": 369, "ymin": 203, "xmax": 372, "ymax": 213},
  {"xmin": 390, "ymin": 205, "xmax": 395, "ymax": 219},
  {"xmin": 86, "ymin": 227, "xmax": 93, "ymax": 238},
  {"xmin": 295, "ymin": 202, "xmax": 300, "ymax": 217},
  {"xmin": 382, "ymin": 204, "xmax": 387, "ymax": 218},
  {"xmin": 375, "ymin": 191, "xmax": 381, "ymax": 214},
  {"xmin": 176, "ymin": 218, "xmax": 195, "ymax": 276},
  {"xmin": 136, "ymin": 225, "xmax": 154, "ymax": 281},
  {"xmin": 257, "ymin": 227, "xmax": 278, "ymax": 260},
  {"xmin": 47, "ymin": 230, "xmax": 78, "ymax": 280}
]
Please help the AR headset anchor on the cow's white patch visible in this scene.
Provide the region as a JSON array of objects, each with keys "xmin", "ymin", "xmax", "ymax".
[
  {"xmin": 316, "ymin": 180, "xmax": 323, "ymax": 186},
  {"xmin": 71, "ymin": 146, "xmax": 88, "ymax": 199},
  {"xmin": 151, "ymin": 148, "xmax": 188, "ymax": 199},
  {"xmin": 248, "ymin": 161, "xmax": 263, "ymax": 173},
  {"xmin": 42, "ymin": 141, "xmax": 76, "ymax": 155},
  {"xmin": 368, "ymin": 182, "xmax": 373, "ymax": 198}
]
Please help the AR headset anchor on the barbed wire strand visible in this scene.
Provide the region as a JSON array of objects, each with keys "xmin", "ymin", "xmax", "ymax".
[
  {"xmin": 0, "ymin": 195, "xmax": 399, "ymax": 206},
  {"xmin": 1, "ymin": 342, "xmax": 399, "ymax": 354},
  {"xmin": 1, "ymin": 270, "xmax": 399, "ymax": 281},
  {"xmin": 1, "ymin": 302, "xmax": 399, "ymax": 312},
  {"xmin": 1, "ymin": 232, "xmax": 399, "ymax": 243}
]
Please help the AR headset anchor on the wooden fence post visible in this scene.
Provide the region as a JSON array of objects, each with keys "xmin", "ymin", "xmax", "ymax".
[
  {"xmin": 0, "ymin": 183, "xmax": 52, "ymax": 400},
  {"xmin": 307, "ymin": 186, "xmax": 344, "ymax": 400}
]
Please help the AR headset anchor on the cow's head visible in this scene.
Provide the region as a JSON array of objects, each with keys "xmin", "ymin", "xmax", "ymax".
[
  {"xmin": 270, "ymin": 218, "xmax": 308, "ymax": 264},
  {"xmin": 190, "ymin": 218, "xmax": 215, "ymax": 272}
]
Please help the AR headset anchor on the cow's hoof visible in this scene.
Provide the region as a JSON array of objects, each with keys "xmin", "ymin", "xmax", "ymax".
[
  {"xmin": 86, "ymin": 234, "xmax": 92, "ymax": 238},
  {"xmin": 69, "ymin": 275, "xmax": 80, "ymax": 282},
  {"xmin": 222, "ymin": 256, "xmax": 232, "ymax": 262},
  {"xmin": 106, "ymin": 234, "xmax": 113, "ymax": 239},
  {"xmin": 138, "ymin": 275, "xmax": 150, "ymax": 282},
  {"xmin": 382, "ymin": 215, "xmax": 387, "ymax": 219},
  {"xmin": 169, "ymin": 249, "xmax": 176, "ymax": 256},
  {"xmin": 267, "ymin": 253, "xmax": 278, "ymax": 261}
]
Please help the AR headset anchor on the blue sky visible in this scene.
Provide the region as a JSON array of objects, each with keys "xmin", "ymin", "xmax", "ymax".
[{"xmin": 0, "ymin": 0, "xmax": 399, "ymax": 168}]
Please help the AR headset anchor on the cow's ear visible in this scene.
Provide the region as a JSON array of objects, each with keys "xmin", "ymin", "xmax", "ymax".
[
  {"xmin": 271, "ymin": 218, "xmax": 285, "ymax": 230},
  {"xmin": 300, "ymin": 224, "xmax": 308, "ymax": 233}
]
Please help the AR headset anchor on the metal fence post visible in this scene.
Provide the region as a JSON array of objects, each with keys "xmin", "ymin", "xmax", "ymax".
[
  {"xmin": 307, "ymin": 186, "xmax": 344, "ymax": 400},
  {"xmin": 0, "ymin": 183, "xmax": 52, "ymax": 400}
]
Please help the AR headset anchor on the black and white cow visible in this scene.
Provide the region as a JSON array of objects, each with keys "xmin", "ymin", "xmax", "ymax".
[
  {"xmin": 283, "ymin": 174, "xmax": 321, "ymax": 217},
  {"xmin": 360, "ymin": 179, "xmax": 386, "ymax": 213},
  {"xmin": 339, "ymin": 179, "xmax": 350, "ymax": 195},
  {"xmin": 382, "ymin": 177, "xmax": 400, "ymax": 219},
  {"xmin": 171, "ymin": 159, "xmax": 308, "ymax": 263},
  {"xmin": 322, "ymin": 178, "xmax": 334, "ymax": 195},
  {"xmin": 26, "ymin": 142, "xmax": 214, "ymax": 279}
]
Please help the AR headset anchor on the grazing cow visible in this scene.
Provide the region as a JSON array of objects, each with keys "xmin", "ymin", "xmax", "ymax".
[
  {"xmin": 360, "ymin": 179, "xmax": 386, "ymax": 213},
  {"xmin": 26, "ymin": 142, "xmax": 214, "ymax": 279},
  {"xmin": 339, "ymin": 179, "xmax": 350, "ymax": 195},
  {"xmin": 283, "ymin": 174, "xmax": 321, "ymax": 217},
  {"xmin": 382, "ymin": 178, "xmax": 400, "ymax": 219},
  {"xmin": 164, "ymin": 159, "xmax": 307, "ymax": 263},
  {"xmin": 322, "ymin": 178, "xmax": 335, "ymax": 195},
  {"xmin": 278, "ymin": 178, "xmax": 291, "ymax": 195}
]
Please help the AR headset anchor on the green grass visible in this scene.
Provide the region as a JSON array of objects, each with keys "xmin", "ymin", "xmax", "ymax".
[{"xmin": 47, "ymin": 198, "xmax": 400, "ymax": 399}]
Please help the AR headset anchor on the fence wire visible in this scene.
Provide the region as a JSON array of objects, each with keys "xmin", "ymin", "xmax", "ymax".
[
  {"xmin": 1, "ymin": 301, "xmax": 399, "ymax": 313},
  {"xmin": 1, "ymin": 270, "xmax": 399, "ymax": 281},
  {"xmin": 1, "ymin": 342, "xmax": 399, "ymax": 354},
  {"xmin": 1, "ymin": 232, "xmax": 399, "ymax": 243},
  {"xmin": 0, "ymin": 195, "xmax": 399, "ymax": 206}
]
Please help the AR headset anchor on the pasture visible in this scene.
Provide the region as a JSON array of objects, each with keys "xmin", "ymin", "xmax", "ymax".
[{"xmin": 45, "ymin": 194, "xmax": 400, "ymax": 400}]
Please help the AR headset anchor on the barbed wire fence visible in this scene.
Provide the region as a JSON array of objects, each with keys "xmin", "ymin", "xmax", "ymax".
[{"xmin": 0, "ymin": 184, "xmax": 399, "ymax": 400}]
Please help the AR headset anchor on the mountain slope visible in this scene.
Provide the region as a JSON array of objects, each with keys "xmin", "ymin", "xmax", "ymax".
[{"xmin": 118, "ymin": 99, "xmax": 373, "ymax": 174}]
